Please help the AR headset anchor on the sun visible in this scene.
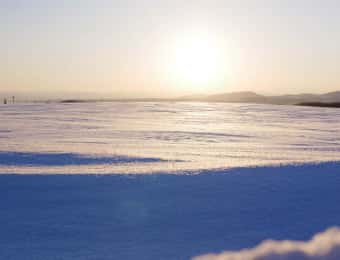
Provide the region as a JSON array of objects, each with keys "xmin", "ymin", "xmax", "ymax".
[{"xmin": 167, "ymin": 33, "xmax": 228, "ymax": 91}]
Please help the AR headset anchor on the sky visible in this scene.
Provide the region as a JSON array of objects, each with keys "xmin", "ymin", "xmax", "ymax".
[{"xmin": 1, "ymin": 0, "xmax": 340, "ymax": 99}]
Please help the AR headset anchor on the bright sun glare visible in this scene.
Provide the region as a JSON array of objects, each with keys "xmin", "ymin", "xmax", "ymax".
[{"xmin": 168, "ymin": 33, "xmax": 228, "ymax": 91}]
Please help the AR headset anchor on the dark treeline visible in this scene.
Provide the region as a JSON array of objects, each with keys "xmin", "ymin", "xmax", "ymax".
[{"xmin": 297, "ymin": 102, "xmax": 340, "ymax": 108}]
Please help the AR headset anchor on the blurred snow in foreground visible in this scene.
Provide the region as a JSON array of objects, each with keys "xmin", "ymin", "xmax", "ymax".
[
  {"xmin": 1, "ymin": 162, "xmax": 340, "ymax": 259},
  {"xmin": 195, "ymin": 227, "xmax": 340, "ymax": 260}
]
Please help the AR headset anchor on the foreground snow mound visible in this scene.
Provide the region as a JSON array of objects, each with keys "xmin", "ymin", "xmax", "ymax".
[{"xmin": 194, "ymin": 227, "xmax": 340, "ymax": 260}]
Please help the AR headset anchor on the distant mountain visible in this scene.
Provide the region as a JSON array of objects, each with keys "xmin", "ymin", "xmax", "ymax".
[
  {"xmin": 206, "ymin": 91, "xmax": 267, "ymax": 103},
  {"xmin": 179, "ymin": 91, "xmax": 340, "ymax": 105},
  {"xmin": 178, "ymin": 91, "xmax": 267, "ymax": 103},
  {"xmin": 54, "ymin": 90, "xmax": 340, "ymax": 106},
  {"xmin": 320, "ymin": 91, "xmax": 340, "ymax": 103},
  {"xmin": 268, "ymin": 93, "xmax": 320, "ymax": 105}
]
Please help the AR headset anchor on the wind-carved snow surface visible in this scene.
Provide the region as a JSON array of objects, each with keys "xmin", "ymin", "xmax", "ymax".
[
  {"xmin": 195, "ymin": 227, "xmax": 340, "ymax": 260},
  {"xmin": 0, "ymin": 102, "xmax": 340, "ymax": 174}
]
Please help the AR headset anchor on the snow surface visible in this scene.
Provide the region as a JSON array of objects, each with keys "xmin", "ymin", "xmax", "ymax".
[
  {"xmin": 1, "ymin": 162, "xmax": 340, "ymax": 259},
  {"xmin": 0, "ymin": 102, "xmax": 340, "ymax": 173},
  {"xmin": 0, "ymin": 102, "xmax": 340, "ymax": 259}
]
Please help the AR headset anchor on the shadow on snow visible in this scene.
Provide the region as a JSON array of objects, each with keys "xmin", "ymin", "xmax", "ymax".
[
  {"xmin": 0, "ymin": 161, "xmax": 340, "ymax": 259},
  {"xmin": 0, "ymin": 151, "xmax": 173, "ymax": 166}
]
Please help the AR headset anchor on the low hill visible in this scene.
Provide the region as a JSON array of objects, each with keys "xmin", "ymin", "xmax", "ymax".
[
  {"xmin": 54, "ymin": 91, "xmax": 340, "ymax": 106},
  {"xmin": 183, "ymin": 91, "xmax": 340, "ymax": 105}
]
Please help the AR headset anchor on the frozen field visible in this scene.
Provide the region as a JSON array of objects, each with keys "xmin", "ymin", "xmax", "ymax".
[
  {"xmin": 1, "ymin": 102, "xmax": 340, "ymax": 259},
  {"xmin": 0, "ymin": 102, "xmax": 340, "ymax": 174}
]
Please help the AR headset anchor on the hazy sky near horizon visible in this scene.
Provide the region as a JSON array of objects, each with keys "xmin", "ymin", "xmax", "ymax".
[{"xmin": 2, "ymin": 0, "xmax": 340, "ymax": 98}]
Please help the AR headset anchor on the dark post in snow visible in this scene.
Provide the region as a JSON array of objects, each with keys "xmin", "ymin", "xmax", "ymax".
[
  {"xmin": 3, "ymin": 98, "xmax": 7, "ymax": 105},
  {"xmin": 12, "ymin": 96, "xmax": 15, "ymax": 104}
]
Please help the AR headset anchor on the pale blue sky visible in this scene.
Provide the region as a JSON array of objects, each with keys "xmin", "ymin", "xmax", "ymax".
[{"xmin": 1, "ymin": 0, "xmax": 340, "ymax": 98}]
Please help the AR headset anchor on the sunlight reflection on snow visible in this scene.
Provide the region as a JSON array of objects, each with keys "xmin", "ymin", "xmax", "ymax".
[{"xmin": 0, "ymin": 102, "xmax": 339, "ymax": 174}]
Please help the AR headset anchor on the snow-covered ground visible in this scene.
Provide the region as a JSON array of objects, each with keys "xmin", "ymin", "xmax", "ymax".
[
  {"xmin": 0, "ymin": 102, "xmax": 340, "ymax": 259},
  {"xmin": 0, "ymin": 102, "xmax": 340, "ymax": 173}
]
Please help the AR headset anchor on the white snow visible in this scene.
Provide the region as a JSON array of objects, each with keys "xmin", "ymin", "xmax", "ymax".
[
  {"xmin": 0, "ymin": 102, "xmax": 339, "ymax": 174},
  {"xmin": 0, "ymin": 102, "xmax": 340, "ymax": 260},
  {"xmin": 194, "ymin": 227, "xmax": 340, "ymax": 260}
]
